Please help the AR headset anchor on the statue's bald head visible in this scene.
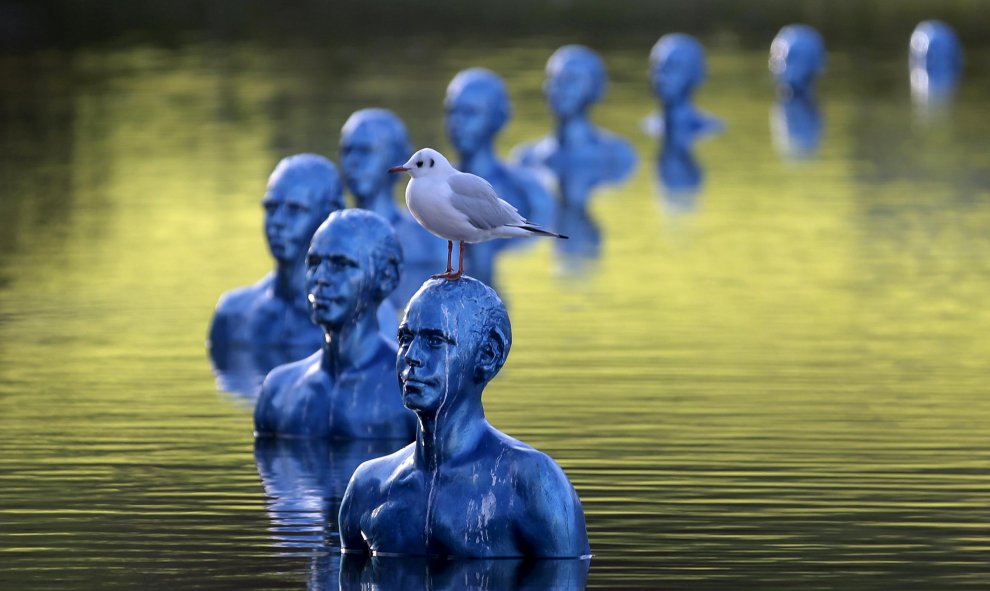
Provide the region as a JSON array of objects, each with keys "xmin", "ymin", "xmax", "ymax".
[{"xmin": 407, "ymin": 277, "xmax": 512, "ymax": 384}]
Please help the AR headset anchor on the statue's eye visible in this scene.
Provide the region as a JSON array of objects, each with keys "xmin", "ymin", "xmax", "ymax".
[
  {"xmin": 416, "ymin": 161, "xmax": 423, "ymax": 168},
  {"xmin": 430, "ymin": 159, "xmax": 435, "ymax": 167}
]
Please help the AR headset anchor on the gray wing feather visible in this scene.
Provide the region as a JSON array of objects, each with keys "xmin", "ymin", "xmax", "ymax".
[{"xmin": 448, "ymin": 173, "xmax": 525, "ymax": 230}]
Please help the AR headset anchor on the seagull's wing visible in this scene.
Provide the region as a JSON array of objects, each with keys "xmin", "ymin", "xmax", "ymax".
[{"xmin": 447, "ymin": 172, "xmax": 526, "ymax": 230}]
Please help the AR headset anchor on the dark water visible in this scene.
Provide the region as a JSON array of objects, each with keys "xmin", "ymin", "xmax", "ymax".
[{"xmin": 2, "ymin": 31, "xmax": 990, "ymax": 590}]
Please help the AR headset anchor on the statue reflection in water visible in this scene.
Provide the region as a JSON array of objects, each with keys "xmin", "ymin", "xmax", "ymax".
[
  {"xmin": 340, "ymin": 109, "xmax": 448, "ymax": 305},
  {"xmin": 909, "ymin": 20, "xmax": 963, "ymax": 112},
  {"xmin": 444, "ymin": 68, "xmax": 553, "ymax": 287},
  {"xmin": 340, "ymin": 555, "xmax": 589, "ymax": 590},
  {"xmin": 253, "ymin": 209, "xmax": 417, "ymax": 439},
  {"xmin": 254, "ymin": 437, "xmax": 410, "ymax": 590},
  {"xmin": 339, "ymin": 278, "xmax": 590, "ymax": 559},
  {"xmin": 769, "ymin": 24, "xmax": 826, "ymax": 159},
  {"xmin": 208, "ymin": 154, "xmax": 344, "ymax": 395},
  {"xmin": 513, "ymin": 45, "xmax": 635, "ymax": 270},
  {"xmin": 647, "ymin": 33, "xmax": 723, "ymax": 209}
]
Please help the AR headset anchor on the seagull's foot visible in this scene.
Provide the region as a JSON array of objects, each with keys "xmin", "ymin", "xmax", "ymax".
[{"xmin": 431, "ymin": 270, "xmax": 464, "ymax": 281}]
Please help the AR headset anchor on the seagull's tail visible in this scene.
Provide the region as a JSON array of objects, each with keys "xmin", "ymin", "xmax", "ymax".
[{"xmin": 514, "ymin": 224, "xmax": 569, "ymax": 240}]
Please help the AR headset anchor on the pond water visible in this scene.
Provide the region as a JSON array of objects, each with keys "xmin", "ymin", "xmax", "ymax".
[{"xmin": 1, "ymin": 33, "xmax": 989, "ymax": 590}]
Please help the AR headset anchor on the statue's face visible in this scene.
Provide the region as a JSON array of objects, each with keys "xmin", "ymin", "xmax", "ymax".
[
  {"xmin": 397, "ymin": 290, "xmax": 478, "ymax": 414},
  {"xmin": 771, "ymin": 38, "xmax": 821, "ymax": 92},
  {"xmin": 545, "ymin": 61, "xmax": 592, "ymax": 119},
  {"xmin": 262, "ymin": 174, "xmax": 325, "ymax": 264},
  {"xmin": 445, "ymin": 84, "xmax": 495, "ymax": 155},
  {"xmin": 341, "ymin": 123, "xmax": 391, "ymax": 200},
  {"xmin": 305, "ymin": 225, "xmax": 375, "ymax": 331},
  {"xmin": 652, "ymin": 46, "xmax": 699, "ymax": 105}
]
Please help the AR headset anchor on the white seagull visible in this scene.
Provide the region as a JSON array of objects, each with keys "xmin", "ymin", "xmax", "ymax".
[{"xmin": 389, "ymin": 147, "xmax": 567, "ymax": 280}]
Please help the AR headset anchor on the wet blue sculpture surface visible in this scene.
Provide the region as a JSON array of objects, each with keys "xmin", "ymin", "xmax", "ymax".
[
  {"xmin": 340, "ymin": 109, "xmax": 448, "ymax": 306},
  {"xmin": 340, "ymin": 555, "xmax": 590, "ymax": 590},
  {"xmin": 647, "ymin": 34, "xmax": 721, "ymax": 203},
  {"xmin": 444, "ymin": 68, "xmax": 553, "ymax": 286},
  {"xmin": 771, "ymin": 91, "xmax": 823, "ymax": 159},
  {"xmin": 512, "ymin": 45, "xmax": 636, "ymax": 210},
  {"xmin": 910, "ymin": 20, "xmax": 963, "ymax": 107},
  {"xmin": 769, "ymin": 25, "xmax": 826, "ymax": 159},
  {"xmin": 647, "ymin": 33, "xmax": 723, "ymax": 140},
  {"xmin": 208, "ymin": 154, "xmax": 344, "ymax": 394},
  {"xmin": 339, "ymin": 278, "xmax": 590, "ymax": 558},
  {"xmin": 254, "ymin": 210, "xmax": 417, "ymax": 439},
  {"xmin": 770, "ymin": 24, "xmax": 826, "ymax": 98}
]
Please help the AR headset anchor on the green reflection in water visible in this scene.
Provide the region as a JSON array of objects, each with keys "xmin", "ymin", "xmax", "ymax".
[{"xmin": 1, "ymin": 38, "xmax": 989, "ymax": 590}]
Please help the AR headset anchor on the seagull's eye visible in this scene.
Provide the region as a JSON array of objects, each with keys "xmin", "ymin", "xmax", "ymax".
[
  {"xmin": 416, "ymin": 161, "xmax": 423, "ymax": 168},
  {"xmin": 430, "ymin": 159, "xmax": 435, "ymax": 167}
]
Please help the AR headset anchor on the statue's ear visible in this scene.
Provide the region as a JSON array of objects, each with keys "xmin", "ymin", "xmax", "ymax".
[
  {"xmin": 377, "ymin": 258, "xmax": 400, "ymax": 300},
  {"xmin": 475, "ymin": 326, "xmax": 509, "ymax": 383}
]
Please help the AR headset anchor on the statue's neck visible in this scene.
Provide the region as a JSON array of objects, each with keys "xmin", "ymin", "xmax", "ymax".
[
  {"xmin": 460, "ymin": 145, "xmax": 499, "ymax": 176},
  {"xmin": 415, "ymin": 401, "xmax": 487, "ymax": 472},
  {"xmin": 321, "ymin": 311, "xmax": 381, "ymax": 380},
  {"xmin": 556, "ymin": 116, "xmax": 595, "ymax": 148},
  {"xmin": 273, "ymin": 257, "xmax": 307, "ymax": 306},
  {"xmin": 355, "ymin": 188, "xmax": 400, "ymax": 223}
]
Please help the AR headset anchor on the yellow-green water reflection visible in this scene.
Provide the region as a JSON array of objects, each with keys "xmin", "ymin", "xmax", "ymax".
[{"xmin": 1, "ymin": 39, "xmax": 989, "ymax": 589}]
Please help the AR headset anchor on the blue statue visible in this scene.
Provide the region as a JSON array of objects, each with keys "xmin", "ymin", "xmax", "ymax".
[
  {"xmin": 769, "ymin": 25, "xmax": 826, "ymax": 159},
  {"xmin": 512, "ymin": 45, "xmax": 636, "ymax": 210},
  {"xmin": 910, "ymin": 20, "xmax": 963, "ymax": 107},
  {"xmin": 646, "ymin": 33, "xmax": 723, "ymax": 139},
  {"xmin": 656, "ymin": 128, "xmax": 703, "ymax": 210},
  {"xmin": 340, "ymin": 555, "xmax": 590, "ymax": 590},
  {"xmin": 444, "ymin": 68, "xmax": 554, "ymax": 286},
  {"xmin": 339, "ymin": 278, "xmax": 590, "ymax": 558},
  {"xmin": 254, "ymin": 209, "xmax": 417, "ymax": 439},
  {"xmin": 340, "ymin": 109, "xmax": 448, "ymax": 306},
  {"xmin": 208, "ymin": 154, "xmax": 344, "ymax": 395},
  {"xmin": 770, "ymin": 24, "xmax": 826, "ymax": 98},
  {"xmin": 770, "ymin": 89, "xmax": 823, "ymax": 159},
  {"xmin": 646, "ymin": 34, "xmax": 720, "ymax": 204}
]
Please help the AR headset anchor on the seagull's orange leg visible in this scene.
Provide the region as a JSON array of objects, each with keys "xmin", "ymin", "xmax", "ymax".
[{"xmin": 432, "ymin": 241, "xmax": 465, "ymax": 280}]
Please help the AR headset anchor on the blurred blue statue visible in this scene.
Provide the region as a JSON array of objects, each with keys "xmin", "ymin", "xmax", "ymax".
[
  {"xmin": 444, "ymin": 68, "xmax": 553, "ymax": 286},
  {"xmin": 770, "ymin": 24, "xmax": 826, "ymax": 97},
  {"xmin": 340, "ymin": 555, "xmax": 590, "ymax": 590},
  {"xmin": 254, "ymin": 210, "xmax": 417, "ymax": 439},
  {"xmin": 254, "ymin": 437, "xmax": 409, "ymax": 590},
  {"xmin": 512, "ymin": 45, "xmax": 636, "ymax": 210},
  {"xmin": 341, "ymin": 109, "xmax": 448, "ymax": 306},
  {"xmin": 769, "ymin": 25, "xmax": 826, "ymax": 159},
  {"xmin": 647, "ymin": 34, "xmax": 721, "ymax": 204},
  {"xmin": 339, "ymin": 278, "xmax": 590, "ymax": 558},
  {"xmin": 646, "ymin": 33, "xmax": 723, "ymax": 139},
  {"xmin": 656, "ymin": 129, "xmax": 703, "ymax": 211},
  {"xmin": 909, "ymin": 20, "xmax": 963, "ymax": 108},
  {"xmin": 208, "ymin": 154, "xmax": 343, "ymax": 395}
]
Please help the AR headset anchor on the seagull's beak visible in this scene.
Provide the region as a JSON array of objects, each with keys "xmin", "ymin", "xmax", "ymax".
[{"xmin": 388, "ymin": 165, "xmax": 409, "ymax": 174}]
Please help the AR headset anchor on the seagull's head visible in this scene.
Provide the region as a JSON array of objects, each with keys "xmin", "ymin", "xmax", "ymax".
[{"xmin": 388, "ymin": 148, "xmax": 453, "ymax": 178}]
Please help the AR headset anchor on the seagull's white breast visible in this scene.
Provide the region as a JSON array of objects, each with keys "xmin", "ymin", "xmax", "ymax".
[{"xmin": 405, "ymin": 175, "xmax": 482, "ymax": 242}]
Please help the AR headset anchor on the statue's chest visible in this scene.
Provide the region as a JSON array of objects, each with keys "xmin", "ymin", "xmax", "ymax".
[{"xmin": 363, "ymin": 469, "xmax": 522, "ymax": 557}]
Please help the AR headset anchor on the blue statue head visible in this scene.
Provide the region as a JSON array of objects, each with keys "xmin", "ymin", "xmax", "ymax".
[
  {"xmin": 769, "ymin": 24, "xmax": 826, "ymax": 95},
  {"xmin": 262, "ymin": 154, "xmax": 344, "ymax": 266},
  {"xmin": 650, "ymin": 33, "xmax": 707, "ymax": 106},
  {"xmin": 444, "ymin": 68, "xmax": 511, "ymax": 156},
  {"xmin": 544, "ymin": 45, "xmax": 608, "ymax": 120},
  {"xmin": 340, "ymin": 109, "xmax": 412, "ymax": 204},
  {"xmin": 397, "ymin": 277, "xmax": 511, "ymax": 415},
  {"xmin": 910, "ymin": 20, "xmax": 963, "ymax": 101},
  {"xmin": 910, "ymin": 20, "xmax": 963, "ymax": 75},
  {"xmin": 306, "ymin": 209, "xmax": 403, "ymax": 331}
]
